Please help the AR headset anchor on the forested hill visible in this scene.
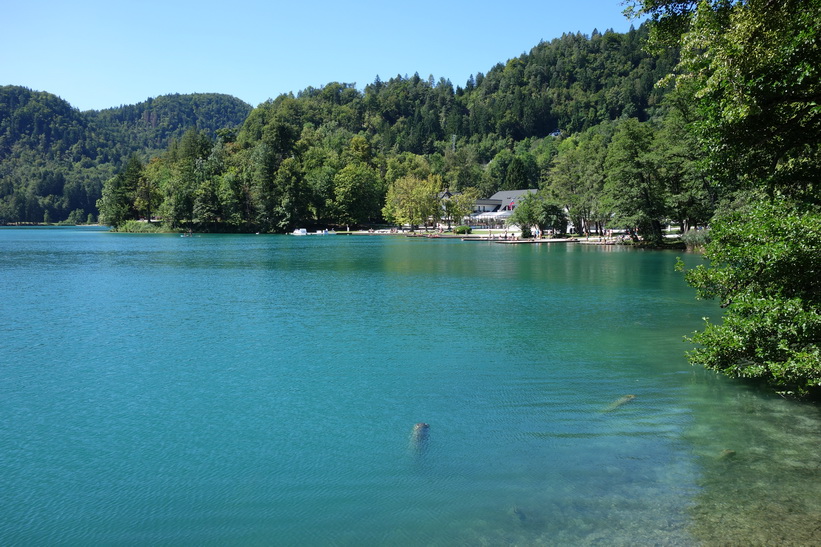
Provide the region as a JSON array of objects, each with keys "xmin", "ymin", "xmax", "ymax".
[
  {"xmin": 1, "ymin": 24, "xmax": 674, "ymax": 225},
  {"xmin": 0, "ymin": 88, "xmax": 252, "ymax": 224},
  {"xmin": 0, "ymin": 88, "xmax": 251, "ymax": 163},
  {"xmin": 85, "ymin": 93, "xmax": 254, "ymax": 159},
  {"xmin": 454, "ymin": 25, "xmax": 673, "ymax": 141},
  {"xmin": 246, "ymin": 25, "xmax": 674, "ymax": 156},
  {"xmin": 0, "ymin": 87, "xmax": 90, "ymax": 162}
]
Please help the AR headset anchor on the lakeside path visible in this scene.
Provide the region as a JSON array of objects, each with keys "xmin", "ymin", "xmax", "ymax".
[
  {"xmin": 336, "ymin": 231, "xmax": 622, "ymax": 245},
  {"xmin": 336, "ymin": 230, "xmax": 633, "ymax": 246},
  {"xmin": 463, "ymin": 237, "xmax": 578, "ymax": 244},
  {"xmin": 400, "ymin": 233, "xmax": 578, "ymax": 244}
]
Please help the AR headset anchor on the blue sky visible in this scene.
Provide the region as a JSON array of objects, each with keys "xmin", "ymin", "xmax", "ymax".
[{"xmin": 3, "ymin": 0, "xmax": 641, "ymax": 111}]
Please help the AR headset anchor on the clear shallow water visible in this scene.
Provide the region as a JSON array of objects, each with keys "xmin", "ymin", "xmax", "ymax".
[{"xmin": 1, "ymin": 227, "xmax": 819, "ymax": 546}]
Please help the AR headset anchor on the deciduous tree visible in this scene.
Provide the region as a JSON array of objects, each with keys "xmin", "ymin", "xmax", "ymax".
[
  {"xmin": 333, "ymin": 163, "xmax": 383, "ymax": 228},
  {"xmin": 679, "ymin": 199, "xmax": 821, "ymax": 398},
  {"xmin": 632, "ymin": 0, "xmax": 821, "ymax": 397},
  {"xmin": 603, "ymin": 118, "xmax": 666, "ymax": 244},
  {"xmin": 383, "ymin": 174, "xmax": 442, "ymax": 230},
  {"xmin": 442, "ymin": 187, "xmax": 479, "ymax": 228},
  {"xmin": 97, "ymin": 154, "xmax": 143, "ymax": 227}
]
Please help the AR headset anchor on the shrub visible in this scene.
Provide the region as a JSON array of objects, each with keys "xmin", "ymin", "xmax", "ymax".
[
  {"xmin": 682, "ymin": 227, "xmax": 711, "ymax": 250},
  {"xmin": 114, "ymin": 220, "xmax": 167, "ymax": 233},
  {"xmin": 453, "ymin": 225, "xmax": 472, "ymax": 234}
]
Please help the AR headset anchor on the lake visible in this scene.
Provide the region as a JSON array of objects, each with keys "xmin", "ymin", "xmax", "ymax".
[{"xmin": 1, "ymin": 227, "xmax": 819, "ymax": 545}]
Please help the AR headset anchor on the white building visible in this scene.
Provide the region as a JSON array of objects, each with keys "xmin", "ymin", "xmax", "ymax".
[{"xmin": 471, "ymin": 189, "xmax": 538, "ymax": 226}]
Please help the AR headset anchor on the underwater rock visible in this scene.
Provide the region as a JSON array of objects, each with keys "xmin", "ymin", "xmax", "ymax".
[
  {"xmin": 409, "ymin": 422, "xmax": 429, "ymax": 453},
  {"xmin": 719, "ymin": 449, "xmax": 737, "ymax": 460},
  {"xmin": 411, "ymin": 422, "xmax": 429, "ymax": 439},
  {"xmin": 604, "ymin": 394, "xmax": 636, "ymax": 412}
]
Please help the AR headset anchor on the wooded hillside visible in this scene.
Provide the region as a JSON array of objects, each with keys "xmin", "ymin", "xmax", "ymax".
[
  {"xmin": 0, "ymin": 88, "xmax": 251, "ymax": 223},
  {"xmin": 0, "ymin": 24, "xmax": 675, "ymax": 229}
]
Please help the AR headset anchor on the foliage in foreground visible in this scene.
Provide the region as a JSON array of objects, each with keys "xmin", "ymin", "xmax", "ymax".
[
  {"xmin": 680, "ymin": 200, "xmax": 821, "ymax": 398},
  {"xmin": 633, "ymin": 0, "xmax": 821, "ymax": 397}
]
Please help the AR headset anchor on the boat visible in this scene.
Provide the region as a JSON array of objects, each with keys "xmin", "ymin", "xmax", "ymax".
[{"xmin": 292, "ymin": 228, "xmax": 308, "ymax": 236}]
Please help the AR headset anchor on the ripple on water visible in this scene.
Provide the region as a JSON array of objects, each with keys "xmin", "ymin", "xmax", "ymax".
[{"xmin": 0, "ymin": 230, "xmax": 818, "ymax": 545}]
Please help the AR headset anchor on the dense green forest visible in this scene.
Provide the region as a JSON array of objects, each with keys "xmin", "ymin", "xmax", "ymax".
[
  {"xmin": 0, "ymin": 89, "xmax": 251, "ymax": 224},
  {"xmin": 3, "ymin": 25, "xmax": 688, "ymax": 232},
  {"xmin": 96, "ymin": 24, "xmax": 704, "ymax": 241}
]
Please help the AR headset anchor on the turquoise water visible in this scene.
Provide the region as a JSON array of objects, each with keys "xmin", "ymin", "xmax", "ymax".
[{"xmin": 1, "ymin": 227, "xmax": 819, "ymax": 546}]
